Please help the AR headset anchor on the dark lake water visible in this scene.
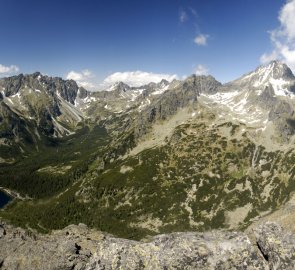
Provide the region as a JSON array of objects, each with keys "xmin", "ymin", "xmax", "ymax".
[{"xmin": 0, "ymin": 190, "xmax": 12, "ymax": 208}]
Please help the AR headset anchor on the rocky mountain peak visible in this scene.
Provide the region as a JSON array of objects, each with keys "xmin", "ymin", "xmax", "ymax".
[
  {"xmin": 158, "ymin": 79, "xmax": 169, "ymax": 87},
  {"xmin": 255, "ymin": 60, "xmax": 295, "ymax": 81},
  {"xmin": 227, "ymin": 61, "xmax": 295, "ymax": 96},
  {"xmin": 0, "ymin": 72, "xmax": 83, "ymax": 105},
  {"xmin": 31, "ymin": 71, "xmax": 42, "ymax": 78},
  {"xmin": 109, "ymin": 81, "xmax": 131, "ymax": 92},
  {"xmin": 182, "ymin": 74, "xmax": 221, "ymax": 94}
]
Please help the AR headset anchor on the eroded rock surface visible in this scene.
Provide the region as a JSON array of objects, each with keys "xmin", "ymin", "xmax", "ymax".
[
  {"xmin": 255, "ymin": 222, "xmax": 295, "ymax": 270},
  {"xmin": 1, "ymin": 221, "xmax": 295, "ymax": 269}
]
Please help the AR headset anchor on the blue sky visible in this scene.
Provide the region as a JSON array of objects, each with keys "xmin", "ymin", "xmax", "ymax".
[{"xmin": 0, "ymin": 0, "xmax": 292, "ymax": 89}]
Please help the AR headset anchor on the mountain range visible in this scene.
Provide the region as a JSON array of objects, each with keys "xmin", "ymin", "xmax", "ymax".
[{"xmin": 1, "ymin": 60, "xmax": 295, "ymax": 240}]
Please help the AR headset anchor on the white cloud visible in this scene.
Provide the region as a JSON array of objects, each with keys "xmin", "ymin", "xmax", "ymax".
[
  {"xmin": 189, "ymin": 7, "xmax": 197, "ymax": 17},
  {"xmin": 179, "ymin": 7, "xmax": 197, "ymax": 23},
  {"xmin": 0, "ymin": 64, "xmax": 19, "ymax": 74},
  {"xmin": 66, "ymin": 69, "xmax": 95, "ymax": 90},
  {"xmin": 194, "ymin": 34, "xmax": 209, "ymax": 46},
  {"xmin": 66, "ymin": 69, "xmax": 92, "ymax": 81},
  {"xmin": 78, "ymin": 81, "xmax": 95, "ymax": 89},
  {"xmin": 261, "ymin": 0, "xmax": 295, "ymax": 70},
  {"xmin": 279, "ymin": 0, "xmax": 295, "ymax": 40},
  {"xmin": 195, "ymin": 64, "xmax": 209, "ymax": 76},
  {"xmin": 102, "ymin": 71, "xmax": 178, "ymax": 87},
  {"xmin": 179, "ymin": 10, "xmax": 188, "ymax": 23},
  {"xmin": 66, "ymin": 71, "xmax": 84, "ymax": 81},
  {"xmin": 260, "ymin": 50, "xmax": 278, "ymax": 64}
]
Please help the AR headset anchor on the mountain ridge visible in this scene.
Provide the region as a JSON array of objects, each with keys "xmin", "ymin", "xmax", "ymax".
[
  {"xmin": 1, "ymin": 61, "xmax": 295, "ymax": 242},
  {"xmin": 1, "ymin": 219, "xmax": 295, "ymax": 269}
]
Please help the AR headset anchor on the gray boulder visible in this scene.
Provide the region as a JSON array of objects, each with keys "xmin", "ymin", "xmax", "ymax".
[{"xmin": 255, "ymin": 222, "xmax": 295, "ymax": 270}]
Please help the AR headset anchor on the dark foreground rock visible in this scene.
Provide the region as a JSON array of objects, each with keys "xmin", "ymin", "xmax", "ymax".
[{"xmin": 0, "ymin": 221, "xmax": 294, "ymax": 269}]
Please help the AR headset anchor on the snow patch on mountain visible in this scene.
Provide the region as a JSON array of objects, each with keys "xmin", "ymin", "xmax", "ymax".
[
  {"xmin": 269, "ymin": 78, "xmax": 294, "ymax": 97},
  {"xmin": 205, "ymin": 91, "xmax": 240, "ymax": 105},
  {"xmin": 151, "ymin": 84, "xmax": 169, "ymax": 96},
  {"xmin": 120, "ymin": 89, "xmax": 144, "ymax": 101},
  {"xmin": 252, "ymin": 63, "xmax": 277, "ymax": 87},
  {"xmin": 138, "ymin": 98, "xmax": 151, "ymax": 112},
  {"xmin": 200, "ymin": 89, "xmax": 268, "ymax": 127}
]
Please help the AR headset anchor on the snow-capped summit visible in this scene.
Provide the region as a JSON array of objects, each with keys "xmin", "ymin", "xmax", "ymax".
[
  {"xmin": 227, "ymin": 61, "xmax": 295, "ymax": 96},
  {"xmin": 107, "ymin": 81, "xmax": 131, "ymax": 92},
  {"xmin": 251, "ymin": 61, "xmax": 294, "ymax": 86},
  {"xmin": 158, "ymin": 79, "xmax": 169, "ymax": 88}
]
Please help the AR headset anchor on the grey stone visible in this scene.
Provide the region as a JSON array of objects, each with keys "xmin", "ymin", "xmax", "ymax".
[
  {"xmin": 2, "ymin": 221, "xmax": 295, "ymax": 269},
  {"xmin": 255, "ymin": 222, "xmax": 295, "ymax": 270}
]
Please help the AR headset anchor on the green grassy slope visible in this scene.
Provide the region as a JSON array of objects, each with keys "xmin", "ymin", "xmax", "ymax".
[{"xmin": 2, "ymin": 117, "xmax": 295, "ymax": 240}]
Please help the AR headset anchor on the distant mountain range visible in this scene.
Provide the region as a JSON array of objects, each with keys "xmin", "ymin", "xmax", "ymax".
[{"xmin": 1, "ymin": 61, "xmax": 295, "ymax": 241}]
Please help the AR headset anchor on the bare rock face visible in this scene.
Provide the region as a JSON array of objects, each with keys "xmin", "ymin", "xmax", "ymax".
[
  {"xmin": 85, "ymin": 230, "xmax": 267, "ymax": 270},
  {"xmin": 255, "ymin": 222, "xmax": 295, "ymax": 270},
  {"xmin": 0, "ymin": 221, "xmax": 295, "ymax": 269},
  {"xmin": 3, "ymin": 221, "xmax": 295, "ymax": 269},
  {"xmin": 0, "ymin": 223, "xmax": 98, "ymax": 270}
]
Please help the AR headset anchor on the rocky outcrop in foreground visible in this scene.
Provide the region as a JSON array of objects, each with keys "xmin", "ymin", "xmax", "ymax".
[{"xmin": 0, "ymin": 221, "xmax": 294, "ymax": 269}]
